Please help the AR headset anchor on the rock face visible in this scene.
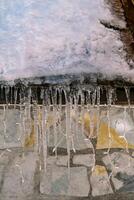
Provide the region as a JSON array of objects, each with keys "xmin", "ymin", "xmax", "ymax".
[
  {"xmin": 103, "ymin": 152, "xmax": 134, "ymax": 176},
  {"xmin": 90, "ymin": 165, "xmax": 113, "ymax": 196},
  {"xmin": 0, "ymin": 109, "xmax": 23, "ymax": 149},
  {"xmin": 103, "ymin": 152, "xmax": 134, "ymax": 192},
  {"xmin": 0, "ymin": 152, "xmax": 38, "ymax": 199},
  {"xmin": 0, "ymin": 147, "xmax": 134, "ymax": 199},
  {"xmin": 73, "ymin": 154, "xmax": 94, "ymax": 167},
  {"xmin": 0, "ymin": 105, "xmax": 134, "ymax": 199},
  {"xmin": 40, "ymin": 165, "xmax": 90, "ymax": 197}
]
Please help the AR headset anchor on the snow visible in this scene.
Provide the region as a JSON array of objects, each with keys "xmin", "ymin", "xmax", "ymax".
[{"xmin": 0, "ymin": 0, "xmax": 133, "ymax": 82}]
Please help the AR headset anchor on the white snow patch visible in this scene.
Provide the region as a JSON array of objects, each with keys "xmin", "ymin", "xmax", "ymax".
[{"xmin": 0, "ymin": 0, "xmax": 133, "ymax": 82}]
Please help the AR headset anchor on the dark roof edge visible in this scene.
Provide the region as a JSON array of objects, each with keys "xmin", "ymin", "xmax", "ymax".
[{"xmin": 0, "ymin": 73, "xmax": 134, "ymax": 88}]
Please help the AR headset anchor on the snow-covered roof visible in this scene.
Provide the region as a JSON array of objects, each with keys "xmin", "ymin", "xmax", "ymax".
[{"xmin": 0, "ymin": 0, "xmax": 133, "ymax": 82}]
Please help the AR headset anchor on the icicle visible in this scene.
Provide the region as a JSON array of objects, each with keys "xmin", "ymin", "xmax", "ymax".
[
  {"xmin": 23, "ymin": 106, "xmax": 27, "ymax": 141},
  {"xmin": 32, "ymin": 101, "xmax": 39, "ymax": 154},
  {"xmin": 92, "ymin": 88, "xmax": 96, "ymax": 107},
  {"xmin": 96, "ymin": 86, "xmax": 100, "ymax": 137},
  {"xmin": 105, "ymin": 87, "xmax": 113, "ymax": 155},
  {"xmin": 84, "ymin": 89, "xmax": 96, "ymax": 171},
  {"xmin": 125, "ymin": 87, "xmax": 130, "ymax": 110},
  {"xmin": 10, "ymin": 86, "xmax": 13, "ymax": 105},
  {"xmin": 119, "ymin": 107, "xmax": 129, "ymax": 153},
  {"xmin": 70, "ymin": 95, "xmax": 76, "ymax": 153},
  {"xmin": 25, "ymin": 87, "xmax": 32, "ymax": 142},
  {"xmin": 90, "ymin": 88, "xmax": 97, "ymax": 138},
  {"xmin": 44, "ymin": 89, "xmax": 50, "ymax": 146},
  {"xmin": 40, "ymin": 89, "xmax": 43, "ymax": 101},
  {"xmin": 14, "ymin": 87, "xmax": 18, "ymax": 109},
  {"xmin": 42, "ymin": 105, "xmax": 48, "ymax": 172},
  {"xmin": 57, "ymin": 88, "xmax": 62, "ymax": 145},
  {"xmin": 87, "ymin": 89, "xmax": 96, "ymax": 170},
  {"xmin": 74, "ymin": 95, "xmax": 79, "ymax": 142},
  {"xmin": 105, "ymin": 87, "xmax": 118, "ymax": 179},
  {"xmin": 65, "ymin": 91, "xmax": 71, "ymax": 179},
  {"xmin": 0, "ymin": 85, "xmax": 3, "ymax": 103},
  {"xmin": 107, "ymin": 87, "xmax": 113, "ymax": 106},
  {"xmin": 3, "ymin": 105, "xmax": 8, "ymax": 147},
  {"xmin": 80, "ymin": 90, "xmax": 85, "ymax": 138},
  {"xmin": 5, "ymin": 86, "xmax": 10, "ymax": 105},
  {"xmin": 125, "ymin": 86, "xmax": 131, "ymax": 158},
  {"xmin": 106, "ymin": 108, "xmax": 112, "ymax": 154},
  {"xmin": 18, "ymin": 89, "xmax": 27, "ymax": 160},
  {"xmin": 52, "ymin": 89, "xmax": 58, "ymax": 157},
  {"xmin": 18, "ymin": 104, "xmax": 24, "ymax": 144},
  {"xmin": 38, "ymin": 106, "xmax": 43, "ymax": 172},
  {"xmin": 28, "ymin": 87, "xmax": 32, "ymax": 119},
  {"xmin": 15, "ymin": 164, "xmax": 25, "ymax": 184},
  {"xmin": 3, "ymin": 86, "xmax": 10, "ymax": 145},
  {"xmin": 47, "ymin": 105, "xmax": 51, "ymax": 146},
  {"xmin": 87, "ymin": 90, "xmax": 91, "ymax": 108}
]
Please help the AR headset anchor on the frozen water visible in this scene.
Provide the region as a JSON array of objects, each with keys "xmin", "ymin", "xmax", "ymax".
[
  {"xmin": 0, "ymin": 0, "xmax": 133, "ymax": 82},
  {"xmin": 0, "ymin": 84, "xmax": 133, "ymax": 184}
]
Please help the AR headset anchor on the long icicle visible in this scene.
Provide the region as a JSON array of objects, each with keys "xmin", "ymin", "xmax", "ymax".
[
  {"xmin": 65, "ymin": 90, "xmax": 71, "ymax": 179},
  {"xmin": 52, "ymin": 89, "xmax": 58, "ymax": 158},
  {"xmin": 42, "ymin": 101, "xmax": 48, "ymax": 173}
]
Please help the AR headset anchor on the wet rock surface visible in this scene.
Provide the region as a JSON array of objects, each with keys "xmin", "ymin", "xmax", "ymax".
[
  {"xmin": 73, "ymin": 154, "xmax": 94, "ymax": 167},
  {"xmin": 103, "ymin": 152, "xmax": 134, "ymax": 193},
  {"xmin": 0, "ymin": 106, "xmax": 134, "ymax": 199},
  {"xmin": 90, "ymin": 165, "xmax": 113, "ymax": 196},
  {"xmin": 0, "ymin": 148, "xmax": 134, "ymax": 199},
  {"xmin": 40, "ymin": 166, "xmax": 90, "ymax": 197},
  {"xmin": 0, "ymin": 152, "xmax": 37, "ymax": 199}
]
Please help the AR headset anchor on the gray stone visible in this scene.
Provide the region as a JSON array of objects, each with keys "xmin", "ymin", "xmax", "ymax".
[
  {"xmin": 0, "ymin": 149, "xmax": 11, "ymax": 165},
  {"xmin": 111, "ymin": 177, "xmax": 124, "ymax": 190},
  {"xmin": 0, "ymin": 149, "xmax": 12, "ymax": 183},
  {"xmin": 40, "ymin": 166, "xmax": 52, "ymax": 195},
  {"xmin": 47, "ymin": 156, "xmax": 68, "ymax": 167},
  {"xmin": 40, "ymin": 166, "xmax": 90, "ymax": 197},
  {"xmin": 73, "ymin": 154, "xmax": 94, "ymax": 167},
  {"xmin": 90, "ymin": 165, "xmax": 113, "ymax": 196},
  {"xmin": 47, "ymin": 156, "xmax": 57, "ymax": 165},
  {"xmin": 103, "ymin": 152, "xmax": 134, "ymax": 176},
  {"xmin": 103, "ymin": 152, "xmax": 134, "ymax": 192},
  {"xmin": 56, "ymin": 156, "xmax": 68, "ymax": 166},
  {"xmin": 1, "ymin": 152, "xmax": 37, "ymax": 198},
  {"xmin": 0, "ymin": 109, "xmax": 25, "ymax": 149},
  {"xmin": 118, "ymin": 177, "xmax": 134, "ymax": 192}
]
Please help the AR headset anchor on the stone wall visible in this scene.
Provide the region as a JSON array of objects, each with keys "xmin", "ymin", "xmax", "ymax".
[{"xmin": 0, "ymin": 105, "xmax": 134, "ymax": 199}]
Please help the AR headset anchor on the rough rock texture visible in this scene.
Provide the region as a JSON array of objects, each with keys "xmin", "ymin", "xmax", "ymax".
[
  {"xmin": 90, "ymin": 165, "xmax": 113, "ymax": 196},
  {"xmin": 1, "ymin": 152, "xmax": 37, "ymax": 199},
  {"xmin": 73, "ymin": 154, "xmax": 94, "ymax": 167},
  {"xmin": 0, "ymin": 148, "xmax": 134, "ymax": 198},
  {"xmin": 103, "ymin": 152, "xmax": 134, "ymax": 192},
  {"xmin": 0, "ymin": 109, "xmax": 23, "ymax": 149},
  {"xmin": 40, "ymin": 166, "xmax": 90, "ymax": 197}
]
